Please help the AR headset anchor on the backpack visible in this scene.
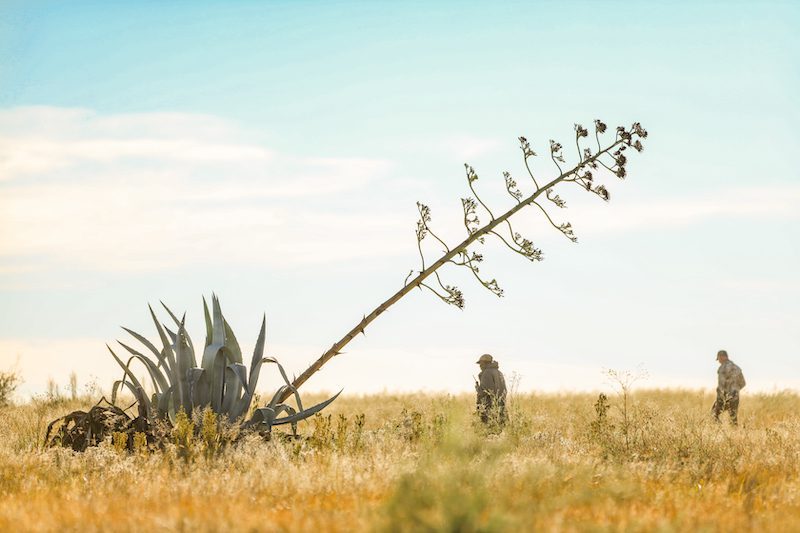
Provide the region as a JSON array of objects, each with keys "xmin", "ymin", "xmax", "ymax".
[{"xmin": 733, "ymin": 364, "xmax": 746, "ymax": 389}]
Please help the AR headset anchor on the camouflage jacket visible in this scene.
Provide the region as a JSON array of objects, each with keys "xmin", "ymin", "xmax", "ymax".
[
  {"xmin": 477, "ymin": 362, "xmax": 507, "ymax": 405},
  {"xmin": 718, "ymin": 360, "xmax": 746, "ymax": 394}
]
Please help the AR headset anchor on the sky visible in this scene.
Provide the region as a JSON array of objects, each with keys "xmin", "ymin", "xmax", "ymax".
[{"xmin": 1, "ymin": 1, "xmax": 798, "ymax": 399}]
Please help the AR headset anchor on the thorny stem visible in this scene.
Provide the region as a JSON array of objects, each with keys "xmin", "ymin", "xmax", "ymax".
[{"xmin": 279, "ymin": 135, "xmax": 628, "ymax": 402}]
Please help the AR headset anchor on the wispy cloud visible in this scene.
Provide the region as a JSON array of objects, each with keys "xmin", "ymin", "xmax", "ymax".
[
  {"xmin": 564, "ymin": 184, "xmax": 800, "ymax": 236},
  {"xmin": 0, "ymin": 107, "xmax": 404, "ymax": 272},
  {"xmin": 440, "ymin": 135, "xmax": 503, "ymax": 160}
]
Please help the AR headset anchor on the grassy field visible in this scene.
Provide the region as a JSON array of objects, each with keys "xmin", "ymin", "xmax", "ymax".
[{"xmin": 1, "ymin": 389, "xmax": 799, "ymax": 532}]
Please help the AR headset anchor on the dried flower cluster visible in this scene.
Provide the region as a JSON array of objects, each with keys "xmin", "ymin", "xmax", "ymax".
[{"xmin": 407, "ymin": 119, "xmax": 647, "ymax": 310}]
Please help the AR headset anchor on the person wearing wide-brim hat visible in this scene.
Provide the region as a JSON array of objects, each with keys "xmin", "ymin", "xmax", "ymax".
[{"xmin": 475, "ymin": 353, "xmax": 507, "ymax": 426}]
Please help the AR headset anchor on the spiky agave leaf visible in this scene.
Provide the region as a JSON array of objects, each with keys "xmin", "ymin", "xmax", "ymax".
[
  {"xmin": 273, "ymin": 391, "xmax": 342, "ymax": 424},
  {"xmin": 161, "ymin": 301, "xmax": 197, "ymax": 358},
  {"xmin": 248, "ymin": 390, "xmax": 342, "ymax": 428},
  {"xmin": 107, "ymin": 345, "xmax": 152, "ymax": 419},
  {"xmin": 121, "ymin": 327, "xmax": 170, "ymax": 372},
  {"xmin": 174, "ymin": 322, "xmax": 195, "ymax": 413},
  {"xmin": 203, "ymin": 296, "xmax": 213, "ymax": 348},
  {"xmin": 148, "ymin": 304, "xmax": 177, "ymax": 379},
  {"xmin": 220, "ymin": 363, "xmax": 247, "ymax": 418},
  {"xmin": 223, "ymin": 319, "xmax": 243, "ymax": 364},
  {"xmin": 265, "ymin": 357, "xmax": 305, "ymax": 412},
  {"xmin": 157, "ymin": 384, "xmax": 175, "ymax": 420},
  {"xmin": 248, "ymin": 406, "xmax": 276, "ymax": 428},
  {"xmin": 116, "ymin": 341, "xmax": 170, "ymax": 394},
  {"xmin": 111, "ymin": 379, "xmax": 149, "ymax": 419},
  {"xmin": 231, "ymin": 315, "xmax": 266, "ymax": 420},
  {"xmin": 199, "ymin": 295, "xmax": 228, "ymax": 411}
]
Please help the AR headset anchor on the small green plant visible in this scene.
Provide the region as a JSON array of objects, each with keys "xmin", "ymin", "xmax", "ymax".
[
  {"xmin": 173, "ymin": 409, "xmax": 195, "ymax": 462},
  {"xmin": 132, "ymin": 431, "xmax": 148, "ymax": 454},
  {"xmin": 351, "ymin": 413, "xmax": 366, "ymax": 451},
  {"xmin": 310, "ymin": 413, "xmax": 333, "ymax": 450},
  {"xmin": 112, "ymin": 431, "xmax": 128, "ymax": 453},
  {"xmin": 334, "ymin": 413, "xmax": 349, "ymax": 450},
  {"xmin": 199, "ymin": 407, "xmax": 220, "ymax": 458}
]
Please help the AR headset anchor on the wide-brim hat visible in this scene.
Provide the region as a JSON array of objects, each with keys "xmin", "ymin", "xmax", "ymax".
[{"xmin": 476, "ymin": 353, "xmax": 493, "ymax": 364}]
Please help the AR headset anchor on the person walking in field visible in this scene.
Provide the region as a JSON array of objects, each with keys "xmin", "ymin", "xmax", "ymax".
[
  {"xmin": 475, "ymin": 353, "xmax": 507, "ymax": 426},
  {"xmin": 713, "ymin": 349, "xmax": 746, "ymax": 425}
]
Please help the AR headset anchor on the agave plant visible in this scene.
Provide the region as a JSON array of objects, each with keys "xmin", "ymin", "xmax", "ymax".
[{"xmin": 108, "ymin": 294, "xmax": 339, "ymax": 431}]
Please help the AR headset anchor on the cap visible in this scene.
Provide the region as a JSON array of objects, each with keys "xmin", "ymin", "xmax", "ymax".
[{"xmin": 476, "ymin": 354, "xmax": 493, "ymax": 364}]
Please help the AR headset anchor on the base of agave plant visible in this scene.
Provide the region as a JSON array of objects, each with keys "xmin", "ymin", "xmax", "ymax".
[{"xmin": 45, "ymin": 397, "xmax": 154, "ymax": 452}]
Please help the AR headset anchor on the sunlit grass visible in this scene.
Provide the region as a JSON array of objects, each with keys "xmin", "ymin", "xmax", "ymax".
[{"xmin": 1, "ymin": 390, "xmax": 798, "ymax": 531}]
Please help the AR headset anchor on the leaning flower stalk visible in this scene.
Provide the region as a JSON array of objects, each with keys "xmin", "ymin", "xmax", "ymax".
[{"xmin": 279, "ymin": 120, "xmax": 648, "ymax": 403}]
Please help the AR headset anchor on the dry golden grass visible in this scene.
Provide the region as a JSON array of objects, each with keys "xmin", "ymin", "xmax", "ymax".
[{"xmin": 1, "ymin": 389, "xmax": 799, "ymax": 532}]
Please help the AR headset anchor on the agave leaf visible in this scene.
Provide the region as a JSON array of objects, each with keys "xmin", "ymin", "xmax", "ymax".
[
  {"xmin": 225, "ymin": 362, "xmax": 249, "ymax": 419},
  {"xmin": 166, "ymin": 389, "xmax": 177, "ymax": 425},
  {"xmin": 272, "ymin": 404, "xmax": 299, "ymax": 435},
  {"xmin": 175, "ymin": 324, "xmax": 199, "ymax": 412},
  {"xmin": 149, "ymin": 304, "xmax": 177, "ymax": 380},
  {"xmin": 111, "ymin": 379, "xmax": 124, "ymax": 405},
  {"xmin": 274, "ymin": 404, "xmax": 296, "ymax": 417},
  {"xmin": 265, "ymin": 359, "xmax": 304, "ymax": 412},
  {"xmin": 248, "ymin": 406, "xmax": 276, "ymax": 428},
  {"xmin": 223, "ymin": 319, "xmax": 243, "ymax": 364},
  {"xmin": 233, "ymin": 319, "xmax": 265, "ymax": 420},
  {"xmin": 159, "ymin": 300, "xmax": 182, "ymax": 329},
  {"xmin": 165, "ymin": 326, "xmax": 177, "ymax": 346},
  {"xmin": 187, "ymin": 367, "xmax": 204, "ymax": 406},
  {"xmin": 211, "ymin": 294, "xmax": 225, "ymax": 346},
  {"xmin": 157, "ymin": 385, "xmax": 174, "ymax": 418},
  {"xmin": 272, "ymin": 390, "xmax": 342, "ymax": 425},
  {"xmin": 179, "ymin": 314, "xmax": 197, "ymax": 368},
  {"xmin": 193, "ymin": 368, "xmax": 211, "ymax": 408},
  {"xmin": 112, "ymin": 379, "xmax": 150, "ymax": 419},
  {"xmin": 248, "ymin": 315, "xmax": 267, "ymax": 388},
  {"xmin": 117, "ymin": 341, "xmax": 170, "ymax": 394},
  {"xmin": 230, "ymin": 393, "xmax": 252, "ymax": 421},
  {"xmin": 108, "ymin": 345, "xmax": 148, "ymax": 397},
  {"xmin": 267, "ymin": 385, "xmax": 291, "ymax": 410},
  {"xmin": 228, "ymin": 362, "xmax": 249, "ymax": 395},
  {"xmin": 220, "ymin": 364, "xmax": 245, "ymax": 417},
  {"xmin": 199, "ymin": 345, "xmax": 226, "ymax": 411},
  {"xmin": 122, "ymin": 326, "xmax": 170, "ymax": 371},
  {"xmin": 161, "ymin": 301, "xmax": 196, "ymax": 357},
  {"xmin": 203, "ymin": 296, "xmax": 213, "ymax": 349}
]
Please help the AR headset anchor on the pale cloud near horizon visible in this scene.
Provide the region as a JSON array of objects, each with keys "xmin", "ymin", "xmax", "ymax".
[
  {"xmin": 3, "ymin": 336, "xmax": 798, "ymax": 400},
  {"xmin": 1, "ymin": 106, "xmax": 797, "ymax": 277}
]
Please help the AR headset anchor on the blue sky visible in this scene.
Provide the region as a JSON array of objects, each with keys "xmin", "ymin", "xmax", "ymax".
[{"xmin": 1, "ymin": 1, "xmax": 798, "ymax": 397}]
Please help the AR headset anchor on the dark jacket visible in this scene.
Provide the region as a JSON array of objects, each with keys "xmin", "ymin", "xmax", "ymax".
[{"xmin": 477, "ymin": 362, "xmax": 507, "ymax": 405}]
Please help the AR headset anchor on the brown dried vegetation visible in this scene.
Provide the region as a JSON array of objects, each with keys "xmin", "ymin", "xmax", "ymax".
[{"xmin": 2, "ymin": 390, "xmax": 800, "ymax": 531}]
